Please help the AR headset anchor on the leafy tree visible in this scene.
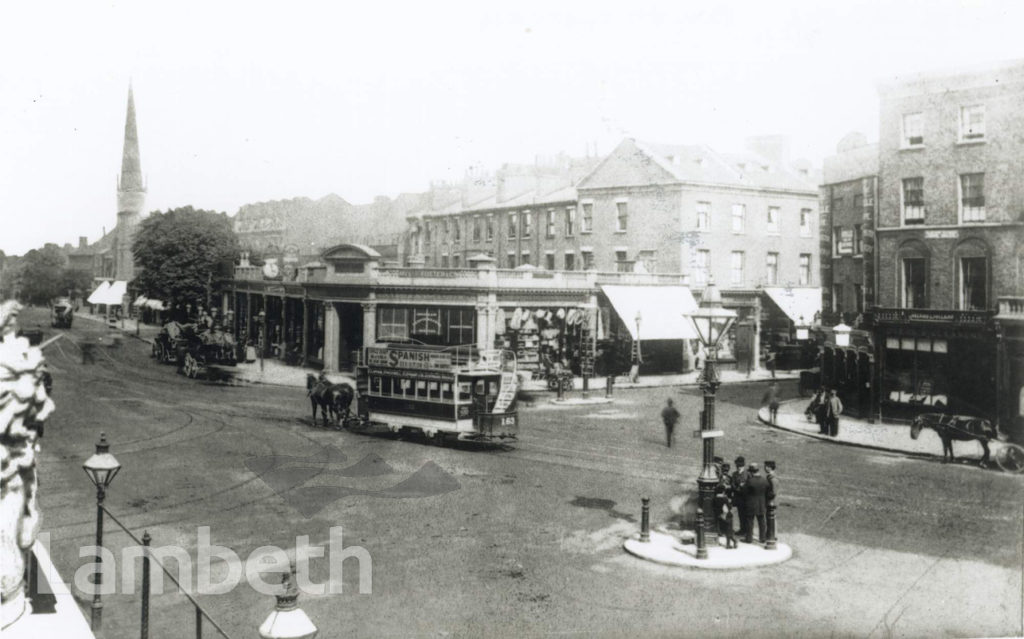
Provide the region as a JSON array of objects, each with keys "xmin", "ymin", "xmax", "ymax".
[
  {"xmin": 132, "ymin": 206, "xmax": 239, "ymax": 312},
  {"xmin": 17, "ymin": 244, "xmax": 67, "ymax": 305},
  {"xmin": 59, "ymin": 268, "xmax": 94, "ymax": 301}
]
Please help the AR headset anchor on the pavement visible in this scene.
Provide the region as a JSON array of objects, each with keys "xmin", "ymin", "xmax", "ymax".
[
  {"xmin": 624, "ymin": 529, "xmax": 792, "ymax": 570},
  {"xmin": 757, "ymin": 397, "xmax": 1015, "ymax": 464}
]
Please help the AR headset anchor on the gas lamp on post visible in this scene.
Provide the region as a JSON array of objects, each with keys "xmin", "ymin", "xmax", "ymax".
[
  {"xmin": 82, "ymin": 433, "xmax": 121, "ymax": 631},
  {"xmin": 833, "ymin": 322, "xmax": 852, "ymax": 348},
  {"xmin": 687, "ymin": 280, "xmax": 736, "ymax": 559}
]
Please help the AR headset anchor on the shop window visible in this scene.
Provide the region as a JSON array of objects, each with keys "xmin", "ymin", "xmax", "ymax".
[
  {"xmin": 901, "ymin": 258, "xmax": 927, "ymax": 309},
  {"xmin": 882, "ymin": 336, "xmax": 949, "ymax": 406},
  {"xmin": 446, "ymin": 308, "xmax": 475, "ymax": 346},
  {"xmin": 412, "ymin": 308, "xmax": 442, "ymax": 336},
  {"xmin": 960, "ymin": 257, "xmax": 987, "ymax": 310},
  {"xmin": 370, "ymin": 376, "xmax": 381, "ymax": 395},
  {"xmin": 378, "ymin": 307, "xmax": 409, "ymax": 340}
]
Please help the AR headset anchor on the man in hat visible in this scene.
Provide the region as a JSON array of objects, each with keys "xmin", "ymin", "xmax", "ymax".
[
  {"xmin": 742, "ymin": 462, "xmax": 769, "ymax": 544},
  {"xmin": 825, "ymin": 388, "xmax": 844, "ymax": 437},
  {"xmin": 731, "ymin": 456, "xmax": 750, "ymax": 538},
  {"xmin": 660, "ymin": 398, "xmax": 680, "ymax": 448}
]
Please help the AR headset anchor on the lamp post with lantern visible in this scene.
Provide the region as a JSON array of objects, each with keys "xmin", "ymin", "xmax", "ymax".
[
  {"xmin": 687, "ymin": 280, "xmax": 736, "ymax": 559},
  {"xmin": 630, "ymin": 311, "xmax": 642, "ymax": 383},
  {"xmin": 82, "ymin": 433, "xmax": 121, "ymax": 632}
]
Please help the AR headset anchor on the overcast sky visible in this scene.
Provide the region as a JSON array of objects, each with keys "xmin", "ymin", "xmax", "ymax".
[{"xmin": 2, "ymin": 0, "xmax": 1022, "ymax": 255}]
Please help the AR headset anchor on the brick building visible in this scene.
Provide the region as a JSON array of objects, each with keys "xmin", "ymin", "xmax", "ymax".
[{"xmin": 864, "ymin": 60, "xmax": 1024, "ymax": 433}]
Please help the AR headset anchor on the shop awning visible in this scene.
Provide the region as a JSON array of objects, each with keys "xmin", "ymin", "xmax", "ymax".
[
  {"xmin": 86, "ymin": 281, "xmax": 111, "ymax": 305},
  {"xmin": 133, "ymin": 295, "xmax": 149, "ymax": 307},
  {"xmin": 763, "ymin": 287, "xmax": 822, "ymax": 325},
  {"xmin": 600, "ymin": 285, "xmax": 699, "ymax": 340},
  {"xmin": 87, "ymin": 280, "xmax": 128, "ymax": 305}
]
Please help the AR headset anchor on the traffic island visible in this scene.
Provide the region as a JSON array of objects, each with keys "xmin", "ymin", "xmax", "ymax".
[{"xmin": 624, "ymin": 528, "xmax": 793, "ymax": 570}]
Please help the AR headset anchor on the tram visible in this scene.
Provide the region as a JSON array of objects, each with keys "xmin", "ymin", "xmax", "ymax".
[{"xmin": 353, "ymin": 343, "xmax": 520, "ymax": 444}]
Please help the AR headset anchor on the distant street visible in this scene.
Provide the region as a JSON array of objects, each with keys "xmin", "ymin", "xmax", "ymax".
[{"xmin": 28, "ymin": 307, "xmax": 1023, "ymax": 638}]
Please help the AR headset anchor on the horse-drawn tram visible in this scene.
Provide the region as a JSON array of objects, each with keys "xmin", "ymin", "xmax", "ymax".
[{"xmin": 352, "ymin": 343, "xmax": 519, "ymax": 444}]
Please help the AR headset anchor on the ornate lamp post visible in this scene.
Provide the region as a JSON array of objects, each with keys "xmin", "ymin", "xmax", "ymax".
[
  {"xmin": 687, "ymin": 280, "xmax": 736, "ymax": 559},
  {"xmin": 795, "ymin": 315, "xmax": 809, "ymax": 341},
  {"xmin": 82, "ymin": 433, "xmax": 121, "ymax": 631},
  {"xmin": 259, "ymin": 563, "xmax": 318, "ymax": 639},
  {"xmin": 833, "ymin": 322, "xmax": 852, "ymax": 347},
  {"xmin": 630, "ymin": 311, "xmax": 642, "ymax": 382}
]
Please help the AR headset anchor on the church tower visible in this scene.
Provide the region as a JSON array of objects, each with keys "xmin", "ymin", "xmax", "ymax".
[{"xmin": 114, "ymin": 83, "xmax": 146, "ymax": 282}]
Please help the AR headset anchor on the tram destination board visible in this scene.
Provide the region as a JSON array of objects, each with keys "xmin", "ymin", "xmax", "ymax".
[{"xmin": 366, "ymin": 346, "xmax": 453, "ymax": 371}]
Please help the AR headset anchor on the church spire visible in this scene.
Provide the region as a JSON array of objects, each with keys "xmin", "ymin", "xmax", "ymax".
[{"xmin": 119, "ymin": 82, "xmax": 144, "ymax": 195}]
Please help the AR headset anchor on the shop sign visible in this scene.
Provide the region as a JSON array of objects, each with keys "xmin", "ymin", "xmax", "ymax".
[
  {"xmin": 924, "ymin": 229, "xmax": 958, "ymax": 239},
  {"xmin": 365, "ymin": 347, "xmax": 452, "ymax": 370}
]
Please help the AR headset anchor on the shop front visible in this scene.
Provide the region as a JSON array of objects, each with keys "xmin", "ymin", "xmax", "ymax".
[
  {"xmin": 868, "ymin": 308, "xmax": 1001, "ymax": 426},
  {"xmin": 599, "ymin": 284, "xmax": 698, "ymax": 374}
]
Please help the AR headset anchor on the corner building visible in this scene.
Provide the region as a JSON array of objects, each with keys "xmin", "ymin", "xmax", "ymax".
[{"xmin": 868, "ymin": 60, "xmax": 1024, "ymax": 435}]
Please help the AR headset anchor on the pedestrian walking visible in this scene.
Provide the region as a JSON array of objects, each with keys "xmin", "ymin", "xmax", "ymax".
[
  {"xmin": 764, "ymin": 346, "xmax": 777, "ymax": 378},
  {"xmin": 825, "ymin": 388, "xmax": 844, "ymax": 437},
  {"xmin": 661, "ymin": 398, "xmax": 680, "ymax": 447},
  {"xmin": 761, "ymin": 381, "xmax": 780, "ymax": 425},
  {"xmin": 742, "ymin": 462, "xmax": 769, "ymax": 544},
  {"xmin": 731, "ymin": 456, "xmax": 749, "ymax": 538}
]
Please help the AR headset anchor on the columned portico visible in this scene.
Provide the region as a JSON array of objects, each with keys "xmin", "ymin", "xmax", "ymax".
[
  {"xmin": 324, "ymin": 302, "xmax": 341, "ymax": 372},
  {"xmin": 362, "ymin": 301, "xmax": 377, "ymax": 348}
]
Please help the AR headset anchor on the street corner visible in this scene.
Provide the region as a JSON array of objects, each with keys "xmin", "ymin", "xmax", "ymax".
[{"xmin": 623, "ymin": 529, "xmax": 793, "ymax": 570}]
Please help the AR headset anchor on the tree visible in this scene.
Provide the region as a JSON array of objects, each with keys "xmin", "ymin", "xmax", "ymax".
[
  {"xmin": 132, "ymin": 207, "xmax": 239, "ymax": 314},
  {"xmin": 17, "ymin": 244, "xmax": 67, "ymax": 305},
  {"xmin": 59, "ymin": 268, "xmax": 94, "ymax": 301}
]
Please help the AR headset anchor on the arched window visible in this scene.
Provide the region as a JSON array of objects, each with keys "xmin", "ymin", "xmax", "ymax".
[
  {"xmin": 896, "ymin": 240, "xmax": 930, "ymax": 309},
  {"xmin": 951, "ymin": 238, "xmax": 990, "ymax": 311}
]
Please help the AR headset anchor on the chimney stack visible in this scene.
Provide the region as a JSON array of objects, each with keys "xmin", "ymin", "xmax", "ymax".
[{"xmin": 79, "ymin": 236, "xmax": 88, "ymax": 249}]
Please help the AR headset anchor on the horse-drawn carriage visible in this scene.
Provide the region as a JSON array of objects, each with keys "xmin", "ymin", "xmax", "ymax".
[{"xmin": 152, "ymin": 321, "xmax": 237, "ymax": 379}]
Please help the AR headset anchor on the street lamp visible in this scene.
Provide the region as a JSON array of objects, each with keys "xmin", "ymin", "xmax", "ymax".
[
  {"xmin": 833, "ymin": 322, "xmax": 852, "ymax": 348},
  {"xmin": 258, "ymin": 310, "xmax": 267, "ymax": 372},
  {"xmin": 795, "ymin": 315, "xmax": 809, "ymax": 341},
  {"xmin": 82, "ymin": 433, "xmax": 121, "ymax": 631},
  {"xmin": 687, "ymin": 280, "xmax": 736, "ymax": 559},
  {"xmin": 259, "ymin": 563, "xmax": 318, "ymax": 639},
  {"xmin": 630, "ymin": 311, "xmax": 642, "ymax": 383}
]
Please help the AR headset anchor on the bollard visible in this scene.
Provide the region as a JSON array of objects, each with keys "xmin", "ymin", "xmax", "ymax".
[
  {"xmin": 640, "ymin": 497, "xmax": 650, "ymax": 542},
  {"xmin": 556, "ymin": 377, "xmax": 565, "ymax": 401},
  {"xmin": 696, "ymin": 508, "xmax": 707, "ymax": 559},
  {"xmin": 141, "ymin": 532, "xmax": 151, "ymax": 639},
  {"xmin": 605, "ymin": 375, "xmax": 613, "ymax": 398},
  {"xmin": 766, "ymin": 500, "xmax": 777, "ymax": 550}
]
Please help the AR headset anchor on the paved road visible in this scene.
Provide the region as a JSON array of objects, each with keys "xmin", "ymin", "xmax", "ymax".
[{"xmin": 26, "ymin": 307, "xmax": 1023, "ymax": 638}]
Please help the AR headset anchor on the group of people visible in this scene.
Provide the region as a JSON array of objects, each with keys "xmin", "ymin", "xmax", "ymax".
[
  {"xmin": 713, "ymin": 456, "xmax": 778, "ymax": 547},
  {"xmin": 805, "ymin": 387, "xmax": 843, "ymax": 437}
]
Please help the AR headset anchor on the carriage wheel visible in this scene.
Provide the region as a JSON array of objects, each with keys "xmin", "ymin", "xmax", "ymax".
[
  {"xmin": 184, "ymin": 353, "xmax": 199, "ymax": 378},
  {"xmin": 995, "ymin": 442, "xmax": 1024, "ymax": 474}
]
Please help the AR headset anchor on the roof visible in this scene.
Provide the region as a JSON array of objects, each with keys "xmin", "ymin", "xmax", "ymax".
[
  {"xmin": 823, "ymin": 142, "xmax": 878, "ymax": 185},
  {"xmin": 578, "ymin": 138, "xmax": 818, "ymax": 194}
]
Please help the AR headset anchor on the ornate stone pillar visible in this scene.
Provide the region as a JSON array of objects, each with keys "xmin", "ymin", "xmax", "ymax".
[
  {"xmin": 324, "ymin": 303, "xmax": 340, "ymax": 372},
  {"xmin": 0, "ymin": 302, "xmax": 54, "ymax": 629},
  {"xmin": 362, "ymin": 302, "xmax": 377, "ymax": 348}
]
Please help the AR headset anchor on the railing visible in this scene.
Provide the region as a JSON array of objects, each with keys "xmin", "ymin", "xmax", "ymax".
[
  {"xmin": 997, "ymin": 296, "xmax": 1024, "ymax": 320},
  {"xmin": 102, "ymin": 506, "xmax": 233, "ymax": 639}
]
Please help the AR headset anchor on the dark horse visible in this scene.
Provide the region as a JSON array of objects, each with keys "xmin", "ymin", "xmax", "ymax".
[
  {"xmin": 910, "ymin": 412, "xmax": 997, "ymax": 467},
  {"xmin": 305, "ymin": 374, "xmax": 355, "ymax": 427}
]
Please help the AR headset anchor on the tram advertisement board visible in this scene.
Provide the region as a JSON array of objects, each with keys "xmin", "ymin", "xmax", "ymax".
[{"xmin": 366, "ymin": 346, "xmax": 452, "ymax": 371}]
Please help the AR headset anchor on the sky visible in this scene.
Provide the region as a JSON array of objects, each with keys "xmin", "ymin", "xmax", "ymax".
[{"xmin": 2, "ymin": 0, "xmax": 1023, "ymax": 255}]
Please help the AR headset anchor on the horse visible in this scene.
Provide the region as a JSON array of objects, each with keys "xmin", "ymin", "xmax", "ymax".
[
  {"xmin": 910, "ymin": 412, "xmax": 997, "ymax": 467},
  {"xmin": 305, "ymin": 374, "xmax": 355, "ymax": 428}
]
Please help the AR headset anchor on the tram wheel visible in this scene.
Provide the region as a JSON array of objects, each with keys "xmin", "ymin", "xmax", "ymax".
[{"xmin": 995, "ymin": 442, "xmax": 1024, "ymax": 474}]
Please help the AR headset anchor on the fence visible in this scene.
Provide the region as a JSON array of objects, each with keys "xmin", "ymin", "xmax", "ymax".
[{"xmin": 102, "ymin": 506, "xmax": 234, "ymax": 639}]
